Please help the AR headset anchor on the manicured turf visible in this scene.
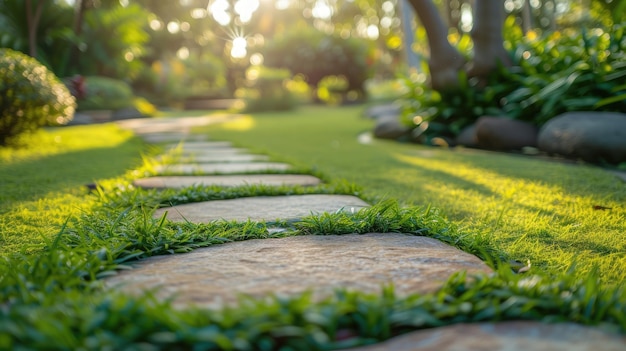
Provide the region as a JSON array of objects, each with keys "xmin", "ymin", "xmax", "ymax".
[
  {"xmin": 1, "ymin": 109, "xmax": 625, "ymax": 349},
  {"xmin": 0, "ymin": 124, "xmax": 148, "ymax": 253},
  {"xmin": 201, "ymin": 105, "xmax": 626, "ymax": 285}
]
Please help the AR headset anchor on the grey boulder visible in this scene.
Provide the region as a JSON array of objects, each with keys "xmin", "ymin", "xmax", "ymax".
[{"xmin": 538, "ymin": 112, "xmax": 626, "ymax": 164}]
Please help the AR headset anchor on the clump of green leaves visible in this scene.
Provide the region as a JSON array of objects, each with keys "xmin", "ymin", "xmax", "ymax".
[
  {"xmin": 399, "ymin": 19, "xmax": 626, "ymax": 138},
  {"xmin": 0, "ymin": 48, "xmax": 76, "ymax": 146},
  {"xmin": 236, "ymin": 65, "xmax": 300, "ymax": 112}
]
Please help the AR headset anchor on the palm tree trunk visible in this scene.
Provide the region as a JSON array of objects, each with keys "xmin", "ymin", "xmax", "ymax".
[
  {"xmin": 25, "ymin": 0, "xmax": 45, "ymax": 58},
  {"xmin": 469, "ymin": 0, "xmax": 511, "ymax": 80},
  {"xmin": 407, "ymin": 0, "xmax": 465, "ymax": 90}
]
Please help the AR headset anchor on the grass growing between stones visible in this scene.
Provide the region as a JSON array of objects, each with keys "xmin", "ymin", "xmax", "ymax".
[
  {"xmin": 1, "ymin": 111, "xmax": 626, "ymax": 349},
  {"xmin": 200, "ymin": 105, "xmax": 626, "ymax": 287}
]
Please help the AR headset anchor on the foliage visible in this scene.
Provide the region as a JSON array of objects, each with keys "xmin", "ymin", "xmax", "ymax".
[
  {"xmin": 0, "ymin": 49, "xmax": 75, "ymax": 146},
  {"xmin": 364, "ymin": 78, "xmax": 408, "ymax": 103},
  {"xmin": 74, "ymin": 76, "xmax": 135, "ymax": 111},
  {"xmin": 78, "ymin": 4, "xmax": 150, "ymax": 80},
  {"xmin": 262, "ymin": 26, "xmax": 372, "ymax": 98},
  {"xmin": 0, "ymin": 0, "xmax": 76, "ymax": 77},
  {"xmin": 501, "ymin": 20, "xmax": 626, "ymax": 125},
  {"xmin": 399, "ymin": 19, "xmax": 626, "ymax": 136},
  {"xmin": 317, "ymin": 75, "xmax": 350, "ymax": 105},
  {"xmin": 235, "ymin": 66, "xmax": 300, "ymax": 112},
  {"xmin": 134, "ymin": 52, "xmax": 228, "ymax": 106}
]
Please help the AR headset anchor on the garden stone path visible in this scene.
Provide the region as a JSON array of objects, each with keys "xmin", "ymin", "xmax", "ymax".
[
  {"xmin": 114, "ymin": 116, "xmax": 623, "ymax": 351},
  {"xmin": 134, "ymin": 174, "xmax": 321, "ymax": 189}
]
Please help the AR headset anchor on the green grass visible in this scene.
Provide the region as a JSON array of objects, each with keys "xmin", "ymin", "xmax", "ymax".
[
  {"xmin": 0, "ymin": 124, "xmax": 149, "ymax": 253},
  {"xmin": 199, "ymin": 105, "xmax": 626, "ymax": 285},
  {"xmin": 1, "ymin": 108, "xmax": 625, "ymax": 349}
]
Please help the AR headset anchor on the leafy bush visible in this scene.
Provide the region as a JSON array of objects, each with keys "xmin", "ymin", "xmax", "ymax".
[
  {"xmin": 317, "ymin": 75, "xmax": 349, "ymax": 105},
  {"xmin": 76, "ymin": 76, "xmax": 135, "ymax": 111},
  {"xmin": 0, "ymin": 49, "xmax": 75, "ymax": 146},
  {"xmin": 400, "ymin": 19, "xmax": 626, "ymax": 137},
  {"xmin": 262, "ymin": 26, "xmax": 371, "ymax": 98},
  {"xmin": 235, "ymin": 65, "xmax": 299, "ymax": 112},
  {"xmin": 134, "ymin": 52, "xmax": 228, "ymax": 108}
]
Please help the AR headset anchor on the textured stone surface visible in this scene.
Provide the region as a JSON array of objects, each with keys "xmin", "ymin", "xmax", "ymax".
[
  {"xmin": 180, "ymin": 148, "xmax": 250, "ymax": 156},
  {"xmin": 153, "ymin": 162, "xmax": 291, "ymax": 175},
  {"xmin": 116, "ymin": 114, "xmax": 241, "ymax": 134},
  {"xmin": 373, "ymin": 115, "xmax": 410, "ymax": 140},
  {"xmin": 134, "ymin": 174, "xmax": 322, "ymax": 189},
  {"xmin": 181, "ymin": 153, "xmax": 269, "ymax": 163},
  {"xmin": 154, "ymin": 194, "xmax": 369, "ymax": 222},
  {"xmin": 538, "ymin": 112, "xmax": 626, "ymax": 164},
  {"xmin": 106, "ymin": 233, "xmax": 491, "ymax": 309},
  {"xmin": 345, "ymin": 321, "xmax": 626, "ymax": 351},
  {"xmin": 475, "ymin": 116, "xmax": 538, "ymax": 150},
  {"xmin": 141, "ymin": 133, "xmax": 201, "ymax": 143},
  {"xmin": 169, "ymin": 141, "xmax": 234, "ymax": 150}
]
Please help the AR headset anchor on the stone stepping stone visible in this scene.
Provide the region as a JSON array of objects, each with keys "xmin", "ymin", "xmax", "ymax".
[
  {"xmin": 344, "ymin": 321, "xmax": 626, "ymax": 351},
  {"xmin": 167, "ymin": 141, "xmax": 234, "ymax": 150},
  {"xmin": 116, "ymin": 114, "xmax": 241, "ymax": 134},
  {"xmin": 153, "ymin": 162, "xmax": 291, "ymax": 175},
  {"xmin": 179, "ymin": 148, "xmax": 250, "ymax": 156},
  {"xmin": 182, "ymin": 154, "xmax": 270, "ymax": 163},
  {"xmin": 134, "ymin": 174, "xmax": 322, "ymax": 189},
  {"xmin": 141, "ymin": 133, "xmax": 206, "ymax": 144},
  {"xmin": 105, "ymin": 233, "xmax": 491, "ymax": 309},
  {"xmin": 154, "ymin": 194, "xmax": 368, "ymax": 222}
]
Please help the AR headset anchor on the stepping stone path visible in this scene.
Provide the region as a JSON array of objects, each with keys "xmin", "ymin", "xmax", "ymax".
[{"xmin": 113, "ymin": 116, "xmax": 623, "ymax": 350}]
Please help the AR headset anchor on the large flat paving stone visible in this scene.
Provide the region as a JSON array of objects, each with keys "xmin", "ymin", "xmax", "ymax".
[
  {"xmin": 141, "ymin": 133, "xmax": 206, "ymax": 143},
  {"xmin": 134, "ymin": 174, "xmax": 322, "ymax": 189},
  {"xmin": 116, "ymin": 114, "xmax": 241, "ymax": 134},
  {"xmin": 182, "ymin": 154, "xmax": 270, "ymax": 163},
  {"xmin": 153, "ymin": 162, "xmax": 291, "ymax": 175},
  {"xmin": 344, "ymin": 321, "xmax": 626, "ymax": 351},
  {"xmin": 106, "ymin": 233, "xmax": 491, "ymax": 309},
  {"xmin": 167, "ymin": 141, "xmax": 234, "ymax": 150},
  {"xmin": 154, "ymin": 194, "xmax": 368, "ymax": 222}
]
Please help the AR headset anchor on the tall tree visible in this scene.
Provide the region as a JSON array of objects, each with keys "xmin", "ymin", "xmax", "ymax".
[{"xmin": 407, "ymin": 0, "xmax": 511, "ymax": 90}]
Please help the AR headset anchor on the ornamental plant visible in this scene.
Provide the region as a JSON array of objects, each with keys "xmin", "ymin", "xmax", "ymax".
[{"xmin": 0, "ymin": 48, "xmax": 75, "ymax": 146}]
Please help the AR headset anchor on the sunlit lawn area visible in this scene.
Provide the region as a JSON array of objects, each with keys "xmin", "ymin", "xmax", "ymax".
[
  {"xmin": 0, "ymin": 124, "xmax": 148, "ymax": 254},
  {"xmin": 201, "ymin": 105, "xmax": 626, "ymax": 286},
  {"xmin": 1, "ymin": 106, "xmax": 625, "ymax": 348}
]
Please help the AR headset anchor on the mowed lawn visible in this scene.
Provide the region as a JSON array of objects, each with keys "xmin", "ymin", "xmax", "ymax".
[{"xmin": 201, "ymin": 105, "xmax": 626, "ymax": 286}]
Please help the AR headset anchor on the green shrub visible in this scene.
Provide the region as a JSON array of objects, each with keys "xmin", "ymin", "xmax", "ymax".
[
  {"xmin": 235, "ymin": 65, "xmax": 299, "ymax": 112},
  {"xmin": 76, "ymin": 76, "xmax": 135, "ymax": 111},
  {"xmin": 399, "ymin": 19, "xmax": 626, "ymax": 138},
  {"xmin": 317, "ymin": 75, "xmax": 349, "ymax": 105},
  {"xmin": 262, "ymin": 26, "xmax": 371, "ymax": 98},
  {"xmin": 0, "ymin": 49, "xmax": 75, "ymax": 146}
]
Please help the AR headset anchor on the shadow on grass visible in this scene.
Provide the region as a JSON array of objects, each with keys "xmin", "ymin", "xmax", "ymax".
[{"xmin": 0, "ymin": 138, "xmax": 145, "ymax": 210}]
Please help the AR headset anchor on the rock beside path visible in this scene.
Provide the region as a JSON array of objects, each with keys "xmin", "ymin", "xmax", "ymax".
[
  {"xmin": 538, "ymin": 112, "xmax": 626, "ymax": 164},
  {"xmin": 106, "ymin": 233, "xmax": 491, "ymax": 309},
  {"xmin": 344, "ymin": 321, "xmax": 626, "ymax": 351},
  {"xmin": 475, "ymin": 116, "xmax": 538, "ymax": 150}
]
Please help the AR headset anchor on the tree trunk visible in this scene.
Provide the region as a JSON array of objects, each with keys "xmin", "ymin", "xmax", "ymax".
[
  {"xmin": 469, "ymin": 0, "xmax": 511, "ymax": 80},
  {"xmin": 407, "ymin": 0, "xmax": 465, "ymax": 90},
  {"xmin": 25, "ymin": 0, "xmax": 45, "ymax": 58}
]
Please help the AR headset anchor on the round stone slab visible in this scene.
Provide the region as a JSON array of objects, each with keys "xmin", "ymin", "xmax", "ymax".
[
  {"xmin": 134, "ymin": 174, "xmax": 322, "ymax": 189},
  {"xmin": 153, "ymin": 162, "xmax": 291, "ymax": 175},
  {"xmin": 344, "ymin": 321, "xmax": 626, "ymax": 351},
  {"xmin": 105, "ymin": 233, "xmax": 491, "ymax": 309},
  {"xmin": 154, "ymin": 194, "xmax": 368, "ymax": 222}
]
